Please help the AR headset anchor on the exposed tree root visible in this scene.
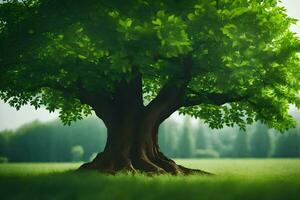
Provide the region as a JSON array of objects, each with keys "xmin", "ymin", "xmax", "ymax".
[
  {"xmin": 78, "ymin": 151, "xmax": 214, "ymax": 176},
  {"xmin": 78, "ymin": 152, "xmax": 136, "ymax": 174},
  {"xmin": 153, "ymin": 150, "xmax": 213, "ymax": 175}
]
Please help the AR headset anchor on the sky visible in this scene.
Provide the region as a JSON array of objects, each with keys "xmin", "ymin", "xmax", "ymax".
[{"xmin": 0, "ymin": 0, "xmax": 300, "ymax": 131}]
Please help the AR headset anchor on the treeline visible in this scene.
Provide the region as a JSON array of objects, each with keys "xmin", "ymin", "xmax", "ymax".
[
  {"xmin": 0, "ymin": 116, "xmax": 299, "ymax": 162},
  {"xmin": 159, "ymin": 119, "xmax": 300, "ymax": 158},
  {"xmin": 0, "ymin": 118, "xmax": 106, "ymax": 162}
]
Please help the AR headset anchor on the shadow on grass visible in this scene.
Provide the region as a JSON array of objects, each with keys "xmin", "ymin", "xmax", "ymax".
[{"xmin": 1, "ymin": 170, "xmax": 300, "ymax": 200}]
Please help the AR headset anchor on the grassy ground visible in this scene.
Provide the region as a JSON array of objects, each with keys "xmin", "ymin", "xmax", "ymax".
[{"xmin": 0, "ymin": 159, "xmax": 300, "ymax": 200}]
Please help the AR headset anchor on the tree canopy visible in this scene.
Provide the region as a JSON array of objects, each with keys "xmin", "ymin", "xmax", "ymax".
[{"xmin": 1, "ymin": 0, "xmax": 300, "ymax": 131}]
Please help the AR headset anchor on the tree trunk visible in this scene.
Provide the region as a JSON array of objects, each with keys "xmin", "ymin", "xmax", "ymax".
[
  {"xmin": 79, "ymin": 113, "xmax": 211, "ymax": 175},
  {"xmin": 78, "ymin": 71, "xmax": 211, "ymax": 175}
]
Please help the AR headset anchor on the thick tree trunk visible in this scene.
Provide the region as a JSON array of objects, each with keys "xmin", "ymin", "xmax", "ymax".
[
  {"xmin": 79, "ymin": 114, "xmax": 211, "ymax": 175},
  {"xmin": 78, "ymin": 68, "xmax": 211, "ymax": 175}
]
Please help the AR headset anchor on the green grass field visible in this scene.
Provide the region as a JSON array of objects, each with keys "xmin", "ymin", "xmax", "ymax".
[{"xmin": 0, "ymin": 159, "xmax": 300, "ymax": 200}]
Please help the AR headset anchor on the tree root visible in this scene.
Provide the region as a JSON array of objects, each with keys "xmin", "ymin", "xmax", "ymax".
[
  {"xmin": 78, "ymin": 151, "xmax": 214, "ymax": 176},
  {"xmin": 152, "ymin": 151, "xmax": 213, "ymax": 175},
  {"xmin": 78, "ymin": 153, "xmax": 136, "ymax": 174}
]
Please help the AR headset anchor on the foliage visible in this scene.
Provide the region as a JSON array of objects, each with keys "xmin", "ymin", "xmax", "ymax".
[
  {"xmin": 195, "ymin": 127, "xmax": 208, "ymax": 149},
  {"xmin": 0, "ymin": 156, "xmax": 8, "ymax": 163},
  {"xmin": 194, "ymin": 149, "xmax": 219, "ymax": 158},
  {"xmin": 70, "ymin": 145, "xmax": 84, "ymax": 162},
  {"xmin": 233, "ymin": 130, "xmax": 248, "ymax": 157},
  {"xmin": 0, "ymin": 0, "xmax": 300, "ymax": 131},
  {"xmin": 249, "ymin": 123, "xmax": 271, "ymax": 157},
  {"xmin": 0, "ymin": 130, "xmax": 11, "ymax": 157},
  {"xmin": 273, "ymin": 129, "xmax": 300, "ymax": 157},
  {"xmin": 177, "ymin": 119, "xmax": 195, "ymax": 158},
  {"xmin": 0, "ymin": 117, "xmax": 106, "ymax": 162},
  {"xmin": 158, "ymin": 122, "xmax": 177, "ymax": 157}
]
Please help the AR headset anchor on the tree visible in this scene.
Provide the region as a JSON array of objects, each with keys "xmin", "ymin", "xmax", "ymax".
[
  {"xmin": 0, "ymin": 130, "xmax": 11, "ymax": 159},
  {"xmin": 195, "ymin": 126, "xmax": 208, "ymax": 150},
  {"xmin": 273, "ymin": 129, "xmax": 300, "ymax": 157},
  {"xmin": 177, "ymin": 119, "xmax": 194, "ymax": 158},
  {"xmin": 3, "ymin": 117, "xmax": 106, "ymax": 162},
  {"xmin": 1, "ymin": 0, "xmax": 300, "ymax": 174},
  {"xmin": 158, "ymin": 121, "xmax": 174, "ymax": 158},
  {"xmin": 233, "ymin": 130, "xmax": 248, "ymax": 157},
  {"xmin": 71, "ymin": 145, "xmax": 84, "ymax": 162},
  {"xmin": 250, "ymin": 123, "xmax": 271, "ymax": 157}
]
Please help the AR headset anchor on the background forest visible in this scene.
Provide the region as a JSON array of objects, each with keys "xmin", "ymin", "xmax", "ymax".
[{"xmin": 1, "ymin": 112, "xmax": 299, "ymax": 162}]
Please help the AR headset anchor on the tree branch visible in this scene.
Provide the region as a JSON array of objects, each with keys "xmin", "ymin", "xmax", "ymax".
[
  {"xmin": 22, "ymin": 79, "xmax": 114, "ymax": 124},
  {"xmin": 216, "ymin": 0, "xmax": 220, "ymax": 10},
  {"xmin": 183, "ymin": 90, "xmax": 249, "ymax": 107},
  {"xmin": 144, "ymin": 55, "xmax": 193, "ymax": 123}
]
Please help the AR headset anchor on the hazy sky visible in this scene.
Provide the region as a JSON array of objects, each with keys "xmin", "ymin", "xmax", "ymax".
[{"xmin": 0, "ymin": 0, "xmax": 300, "ymax": 131}]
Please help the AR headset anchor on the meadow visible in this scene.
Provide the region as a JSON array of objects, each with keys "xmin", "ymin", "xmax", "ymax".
[{"xmin": 0, "ymin": 159, "xmax": 300, "ymax": 200}]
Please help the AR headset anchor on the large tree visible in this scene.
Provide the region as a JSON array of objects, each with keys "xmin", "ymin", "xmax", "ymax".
[{"xmin": 1, "ymin": 0, "xmax": 300, "ymax": 174}]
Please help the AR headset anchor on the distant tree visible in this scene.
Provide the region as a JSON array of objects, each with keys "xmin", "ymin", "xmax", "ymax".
[
  {"xmin": 158, "ymin": 122, "xmax": 173, "ymax": 157},
  {"xmin": 4, "ymin": 118, "xmax": 105, "ymax": 162},
  {"xmin": 0, "ymin": 130, "xmax": 11, "ymax": 159},
  {"xmin": 195, "ymin": 126, "xmax": 208, "ymax": 149},
  {"xmin": 273, "ymin": 129, "xmax": 300, "ymax": 157},
  {"xmin": 0, "ymin": 156, "xmax": 8, "ymax": 163},
  {"xmin": 250, "ymin": 123, "xmax": 271, "ymax": 157},
  {"xmin": 177, "ymin": 119, "xmax": 194, "ymax": 158},
  {"xmin": 210, "ymin": 128, "xmax": 236, "ymax": 157},
  {"xmin": 71, "ymin": 145, "xmax": 84, "ymax": 162},
  {"xmin": 194, "ymin": 149, "xmax": 219, "ymax": 158},
  {"xmin": 233, "ymin": 130, "xmax": 248, "ymax": 157},
  {"xmin": 1, "ymin": 0, "xmax": 300, "ymax": 174},
  {"xmin": 159, "ymin": 119, "xmax": 185, "ymax": 158}
]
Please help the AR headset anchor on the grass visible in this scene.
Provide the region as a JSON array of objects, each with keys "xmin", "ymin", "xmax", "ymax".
[{"xmin": 1, "ymin": 159, "xmax": 300, "ymax": 200}]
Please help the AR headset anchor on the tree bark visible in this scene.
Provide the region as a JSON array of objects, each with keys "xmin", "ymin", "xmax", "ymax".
[
  {"xmin": 79, "ymin": 110, "xmax": 211, "ymax": 175},
  {"xmin": 79, "ymin": 67, "xmax": 211, "ymax": 175}
]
